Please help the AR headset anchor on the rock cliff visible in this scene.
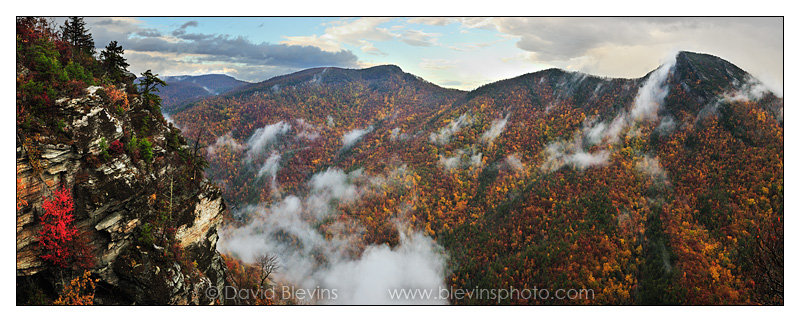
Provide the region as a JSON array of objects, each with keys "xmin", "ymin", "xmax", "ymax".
[{"xmin": 16, "ymin": 76, "xmax": 229, "ymax": 305}]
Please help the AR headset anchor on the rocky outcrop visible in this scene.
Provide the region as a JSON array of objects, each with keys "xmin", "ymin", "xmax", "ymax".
[{"xmin": 16, "ymin": 84, "xmax": 229, "ymax": 305}]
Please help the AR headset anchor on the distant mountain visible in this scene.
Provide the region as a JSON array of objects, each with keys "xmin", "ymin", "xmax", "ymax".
[
  {"xmin": 152, "ymin": 74, "xmax": 250, "ymax": 113},
  {"xmin": 171, "ymin": 51, "xmax": 782, "ymax": 305}
]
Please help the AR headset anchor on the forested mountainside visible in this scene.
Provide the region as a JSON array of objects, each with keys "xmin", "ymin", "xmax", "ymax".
[
  {"xmin": 151, "ymin": 74, "xmax": 250, "ymax": 114},
  {"xmin": 16, "ymin": 16, "xmax": 782, "ymax": 306},
  {"xmin": 16, "ymin": 17, "xmax": 235, "ymax": 305},
  {"xmin": 171, "ymin": 50, "xmax": 783, "ymax": 304}
]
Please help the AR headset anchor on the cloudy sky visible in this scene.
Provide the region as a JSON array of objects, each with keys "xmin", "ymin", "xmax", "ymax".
[{"xmin": 78, "ymin": 16, "xmax": 783, "ymax": 94}]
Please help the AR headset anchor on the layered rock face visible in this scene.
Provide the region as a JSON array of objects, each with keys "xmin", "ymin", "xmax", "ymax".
[{"xmin": 16, "ymin": 83, "xmax": 229, "ymax": 305}]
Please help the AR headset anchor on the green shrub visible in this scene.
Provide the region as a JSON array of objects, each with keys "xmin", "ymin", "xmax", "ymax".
[
  {"xmin": 56, "ymin": 119, "xmax": 66, "ymax": 133},
  {"xmin": 65, "ymin": 61, "xmax": 90, "ymax": 84},
  {"xmin": 98, "ymin": 137, "xmax": 109, "ymax": 160},
  {"xmin": 138, "ymin": 223, "xmax": 154, "ymax": 245},
  {"xmin": 30, "ymin": 40, "xmax": 68, "ymax": 84},
  {"xmin": 19, "ymin": 78, "xmax": 59, "ymax": 113},
  {"xmin": 139, "ymin": 138, "xmax": 153, "ymax": 163},
  {"xmin": 129, "ymin": 136, "xmax": 153, "ymax": 163}
]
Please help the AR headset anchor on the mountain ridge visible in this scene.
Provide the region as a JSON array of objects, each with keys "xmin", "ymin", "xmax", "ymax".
[
  {"xmin": 15, "ymin": 14, "xmax": 783, "ymax": 305},
  {"xmin": 167, "ymin": 51, "xmax": 780, "ymax": 123},
  {"xmin": 151, "ymin": 48, "xmax": 786, "ymax": 304},
  {"xmin": 153, "ymin": 74, "xmax": 250, "ymax": 114}
]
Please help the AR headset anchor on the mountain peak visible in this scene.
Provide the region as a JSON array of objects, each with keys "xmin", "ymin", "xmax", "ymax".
[
  {"xmin": 673, "ymin": 50, "xmax": 749, "ymax": 90},
  {"xmin": 358, "ymin": 64, "xmax": 407, "ymax": 81},
  {"xmin": 364, "ymin": 64, "xmax": 403, "ymax": 73}
]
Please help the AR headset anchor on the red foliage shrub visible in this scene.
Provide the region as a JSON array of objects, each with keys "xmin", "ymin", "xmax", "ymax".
[
  {"xmin": 130, "ymin": 148, "xmax": 141, "ymax": 163},
  {"xmin": 109, "ymin": 140, "xmax": 124, "ymax": 156},
  {"xmin": 64, "ymin": 80, "xmax": 86, "ymax": 98},
  {"xmin": 39, "ymin": 187, "xmax": 78, "ymax": 268},
  {"xmin": 38, "ymin": 187, "xmax": 94, "ymax": 269}
]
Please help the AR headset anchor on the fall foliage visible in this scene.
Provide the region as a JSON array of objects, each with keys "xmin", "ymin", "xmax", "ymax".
[
  {"xmin": 170, "ymin": 54, "xmax": 782, "ymax": 304},
  {"xmin": 53, "ymin": 270, "xmax": 96, "ymax": 305},
  {"xmin": 38, "ymin": 186, "xmax": 94, "ymax": 270}
]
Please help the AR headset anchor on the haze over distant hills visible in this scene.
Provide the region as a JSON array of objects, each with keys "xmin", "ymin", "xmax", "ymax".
[{"xmin": 153, "ymin": 74, "xmax": 250, "ymax": 113}]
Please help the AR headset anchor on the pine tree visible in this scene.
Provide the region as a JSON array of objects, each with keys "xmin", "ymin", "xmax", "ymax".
[
  {"xmin": 60, "ymin": 17, "xmax": 94, "ymax": 57},
  {"xmin": 137, "ymin": 70, "xmax": 167, "ymax": 113},
  {"xmin": 100, "ymin": 41, "xmax": 129, "ymax": 83}
]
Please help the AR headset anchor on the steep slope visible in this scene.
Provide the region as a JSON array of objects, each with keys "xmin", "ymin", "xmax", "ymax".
[
  {"xmin": 170, "ymin": 51, "xmax": 782, "ymax": 304},
  {"xmin": 16, "ymin": 78, "xmax": 230, "ymax": 304},
  {"xmin": 152, "ymin": 74, "xmax": 250, "ymax": 114},
  {"xmin": 15, "ymin": 33, "xmax": 235, "ymax": 304}
]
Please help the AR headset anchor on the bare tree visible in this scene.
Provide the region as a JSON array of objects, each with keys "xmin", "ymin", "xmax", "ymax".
[
  {"xmin": 255, "ymin": 253, "xmax": 280, "ymax": 287},
  {"xmin": 191, "ymin": 127, "xmax": 207, "ymax": 157},
  {"xmin": 181, "ymin": 127, "xmax": 209, "ymax": 185},
  {"xmin": 752, "ymin": 220, "xmax": 783, "ymax": 304}
]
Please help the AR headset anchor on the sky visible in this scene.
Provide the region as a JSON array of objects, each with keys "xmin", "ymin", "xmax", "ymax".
[{"xmin": 75, "ymin": 16, "xmax": 783, "ymax": 94}]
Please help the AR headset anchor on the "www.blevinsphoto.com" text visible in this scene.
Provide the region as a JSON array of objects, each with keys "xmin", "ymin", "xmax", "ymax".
[{"xmin": 388, "ymin": 286, "xmax": 594, "ymax": 303}]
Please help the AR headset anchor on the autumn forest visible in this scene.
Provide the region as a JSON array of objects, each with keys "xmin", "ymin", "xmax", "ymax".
[{"xmin": 16, "ymin": 17, "xmax": 783, "ymax": 305}]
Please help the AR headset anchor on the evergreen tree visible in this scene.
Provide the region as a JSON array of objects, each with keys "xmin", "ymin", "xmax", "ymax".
[
  {"xmin": 60, "ymin": 17, "xmax": 94, "ymax": 57},
  {"xmin": 100, "ymin": 41, "xmax": 129, "ymax": 83},
  {"xmin": 137, "ymin": 70, "xmax": 167, "ymax": 113}
]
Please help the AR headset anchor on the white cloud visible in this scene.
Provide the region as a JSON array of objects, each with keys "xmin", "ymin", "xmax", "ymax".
[
  {"xmin": 406, "ymin": 17, "xmax": 457, "ymax": 26},
  {"xmin": 84, "ymin": 17, "xmax": 360, "ymax": 83},
  {"xmin": 585, "ymin": 113, "xmax": 626, "ymax": 145},
  {"xmin": 279, "ymin": 35, "xmax": 342, "ymax": 52},
  {"xmin": 568, "ymin": 150, "xmax": 611, "ymax": 168},
  {"xmin": 723, "ymin": 75, "xmax": 772, "ymax": 102},
  {"xmin": 310, "ymin": 168, "xmax": 361, "ymax": 202},
  {"xmin": 390, "ymin": 127, "xmax": 409, "ymax": 141},
  {"xmin": 257, "ymin": 151, "xmax": 282, "ymax": 178},
  {"xmin": 320, "ymin": 230, "xmax": 447, "ymax": 304},
  {"xmin": 246, "ymin": 121, "xmax": 291, "ymax": 161},
  {"xmin": 438, "ymin": 148, "xmax": 483, "ymax": 171},
  {"xmin": 585, "ymin": 120, "xmax": 608, "ymax": 145},
  {"xmin": 206, "ymin": 132, "xmax": 244, "ymax": 156},
  {"xmin": 631, "ymin": 54, "xmax": 677, "ymax": 121},
  {"xmin": 541, "ymin": 139, "xmax": 611, "ymax": 172},
  {"xmin": 636, "ymin": 155, "xmax": 668, "ymax": 181},
  {"xmin": 506, "ymin": 154, "xmax": 525, "ymax": 172},
  {"xmin": 439, "ymin": 153, "xmax": 462, "ymax": 170},
  {"xmin": 360, "ymin": 42, "xmax": 388, "ymax": 56},
  {"xmin": 218, "ymin": 166, "xmax": 448, "ymax": 304},
  {"xmin": 342, "ymin": 126, "xmax": 374, "ymax": 148},
  {"xmin": 325, "ymin": 18, "xmax": 396, "ymax": 46},
  {"xmin": 281, "ymin": 18, "xmax": 396, "ymax": 55},
  {"xmin": 399, "ymin": 30, "xmax": 440, "ymax": 47},
  {"xmin": 657, "ymin": 116, "xmax": 676, "ymax": 134},
  {"xmin": 428, "ymin": 17, "xmax": 781, "ymax": 92},
  {"xmin": 470, "ymin": 153, "xmax": 484, "ymax": 168},
  {"xmin": 481, "ymin": 114, "xmax": 510, "ymax": 143},
  {"xmin": 429, "ymin": 113, "xmax": 472, "ymax": 145}
]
